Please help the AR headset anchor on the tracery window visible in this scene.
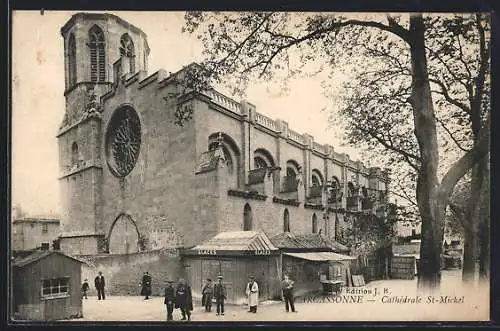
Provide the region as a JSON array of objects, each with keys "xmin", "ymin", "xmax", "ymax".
[
  {"xmin": 89, "ymin": 25, "xmax": 106, "ymax": 82},
  {"xmin": 120, "ymin": 34, "xmax": 135, "ymax": 73}
]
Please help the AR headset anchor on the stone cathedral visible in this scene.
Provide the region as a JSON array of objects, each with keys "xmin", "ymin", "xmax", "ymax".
[{"xmin": 57, "ymin": 13, "xmax": 391, "ymax": 258}]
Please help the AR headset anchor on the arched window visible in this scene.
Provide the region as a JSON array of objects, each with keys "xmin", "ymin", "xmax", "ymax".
[
  {"xmin": 348, "ymin": 182, "xmax": 356, "ymax": 197},
  {"xmin": 312, "ymin": 214, "xmax": 318, "ymax": 233},
  {"xmin": 311, "ymin": 169, "xmax": 324, "ymax": 187},
  {"xmin": 209, "ymin": 142, "xmax": 234, "ymax": 175},
  {"xmin": 253, "ymin": 148, "xmax": 276, "ymax": 169},
  {"xmin": 120, "ymin": 33, "xmax": 135, "ymax": 73},
  {"xmin": 243, "ymin": 203, "xmax": 252, "ymax": 231},
  {"xmin": 283, "ymin": 209, "xmax": 290, "ymax": 232},
  {"xmin": 71, "ymin": 142, "xmax": 79, "ymax": 165},
  {"xmin": 208, "ymin": 133, "xmax": 241, "ymax": 180},
  {"xmin": 254, "ymin": 156, "xmax": 268, "ymax": 169},
  {"xmin": 68, "ymin": 34, "xmax": 77, "ymax": 86},
  {"xmin": 89, "ymin": 25, "xmax": 106, "ymax": 83}
]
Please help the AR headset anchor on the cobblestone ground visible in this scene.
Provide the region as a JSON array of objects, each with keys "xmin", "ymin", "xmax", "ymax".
[{"xmin": 69, "ymin": 271, "xmax": 489, "ymax": 322}]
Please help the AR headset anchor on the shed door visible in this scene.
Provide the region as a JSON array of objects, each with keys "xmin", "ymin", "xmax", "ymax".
[{"xmin": 201, "ymin": 259, "xmax": 234, "ymax": 303}]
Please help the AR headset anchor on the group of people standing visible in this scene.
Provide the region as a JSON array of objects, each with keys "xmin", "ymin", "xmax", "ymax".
[{"xmin": 81, "ymin": 270, "xmax": 297, "ymax": 320}]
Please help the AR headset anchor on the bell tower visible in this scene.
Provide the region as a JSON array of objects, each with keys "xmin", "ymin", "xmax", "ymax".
[{"xmin": 57, "ymin": 13, "xmax": 150, "ymax": 255}]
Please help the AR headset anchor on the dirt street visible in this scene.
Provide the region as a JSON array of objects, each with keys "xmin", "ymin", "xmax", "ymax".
[{"xmin": 69, "ymin": 271, "xmax": 489, "ymax": 322}]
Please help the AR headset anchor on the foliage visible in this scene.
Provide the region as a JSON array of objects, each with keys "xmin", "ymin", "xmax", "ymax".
[
  {"xmin": 338, "ymin": 204, "xmax": 403, "ymax": 256},
  {"xmin": 182, "ymin": 12, "xmax": 491, "ymax": 287}
]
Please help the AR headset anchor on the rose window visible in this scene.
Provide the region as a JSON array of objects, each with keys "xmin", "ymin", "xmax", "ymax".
[{"xmin": 105, "ymin": 106, "xmax": 141, "ymax": 177}]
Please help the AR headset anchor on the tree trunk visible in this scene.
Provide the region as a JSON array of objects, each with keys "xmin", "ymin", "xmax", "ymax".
[
  {"xmin": 461, "ymin": 227, "xmax": 476, "ymax": 282},
  {"xmin": 478, "ymin": 215, "xmax": 489, "ymax": 280},
  {"xmin": 407, "ymin": 14, "xmax": 442, "ymax": 291}
]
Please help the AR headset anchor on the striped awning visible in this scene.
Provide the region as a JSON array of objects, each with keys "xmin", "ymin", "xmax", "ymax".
[{"xmin": 284, "ymin": 251, "xmax": 357, "ymax": 262}]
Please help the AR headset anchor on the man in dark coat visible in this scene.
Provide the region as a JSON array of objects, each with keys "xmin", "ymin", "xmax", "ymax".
[
  {"xmin": 164, "ymin": 279, "xmax": 175, "ymax": 321},
  {"xmin": 201, "ymin": 278, "xmax": 213, "ymax": 312},
  {"xmin": 94, "ymin": 271, "xmax": 106, "ymax": 300},
  {"xmin": 175, "ymin": 278, "xmax": 193, "ymax": 321},
  {"xmin": 282, "ymin": 274, "xmax": 296, "ymax": 312},
  {"xmin": 140, "ymin": 271, "xmax": 152, "ymax": 300},
  {"xmin": 213, "ymin": 274, "xmax": 227, "ymax": 316}
]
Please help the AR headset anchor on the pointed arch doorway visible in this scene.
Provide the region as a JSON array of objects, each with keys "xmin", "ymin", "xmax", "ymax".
[{"xmin": 107, "ymin": 213, "xmax": 140, "ymax": 254}]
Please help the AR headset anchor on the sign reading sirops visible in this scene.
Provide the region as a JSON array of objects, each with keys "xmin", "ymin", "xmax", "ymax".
[
  {"xmin": 254, "ymin": 250, "xmax": 271, "ymax": 255},
  {"xmin": 198, "ymin": 249, "xmax": 217, "ymax": 255}
]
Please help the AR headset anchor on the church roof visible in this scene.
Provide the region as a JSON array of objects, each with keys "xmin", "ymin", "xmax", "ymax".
[
  {"xmin": 193, "ymin": 231, "xmax": 278, "ymax": 252},
  {"xmin": 270, "ymin": 233, "xmax": 350, "ymax": 253}
]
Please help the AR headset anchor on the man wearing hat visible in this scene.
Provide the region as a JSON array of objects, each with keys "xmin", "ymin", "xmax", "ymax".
[
  {"xmin": 164, "ymin": 279, "xmax": 175, "ymax": 321},
  {"xmin": 213, "ymin": 274, "xmax": 227, "ymax": 315},
  {"xmin": 245, "ymin": 275, "xmax": 259, "ymax": 313}
]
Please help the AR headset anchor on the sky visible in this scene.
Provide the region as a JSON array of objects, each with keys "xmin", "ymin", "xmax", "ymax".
[{"xmin": 11, "ymin": 10, "xmax": 361, "ymax": 217}]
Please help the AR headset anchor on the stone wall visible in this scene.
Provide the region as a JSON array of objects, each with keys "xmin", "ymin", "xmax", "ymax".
[{"xmin": 79, "ymin": 249, "xmax": 183, "ymax": 297}]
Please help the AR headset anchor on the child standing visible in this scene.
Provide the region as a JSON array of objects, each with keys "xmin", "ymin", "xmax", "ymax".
[{"xmin": 81, "ymin": 279, "xmax": 90, "ymax": 299}]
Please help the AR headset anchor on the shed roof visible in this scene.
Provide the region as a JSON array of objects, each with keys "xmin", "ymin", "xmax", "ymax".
[
  {"xmin": 284, "ymin": 252, "xmax": 357, "ymax": 262},
  {"xmin": 12, "ymin": 250, "xmax": 85, "ymax": 268},
  {"xmin": 270, "ymin": 233, "xmax": 350, "ymax": 253},
  {"xmin": 193, "ymin": 231, "xmax": 278, "ymax": 251}
]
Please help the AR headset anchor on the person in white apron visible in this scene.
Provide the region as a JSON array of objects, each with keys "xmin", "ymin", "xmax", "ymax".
[{"xmin": 245, "ymin": 275, "xmax": 259, "ymax": 313}]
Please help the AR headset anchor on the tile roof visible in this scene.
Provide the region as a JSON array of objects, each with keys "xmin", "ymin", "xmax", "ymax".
[
  {"xmin": 193, "ymin": 231, "xmax": 278, "ymax": 251},
  {"xmin": 12, "ymin": 250, "xmax": 85, "ymax": 268},
  {"xmin": 270, "ymin": 233, "xmax": 350, "ymax": 253}
]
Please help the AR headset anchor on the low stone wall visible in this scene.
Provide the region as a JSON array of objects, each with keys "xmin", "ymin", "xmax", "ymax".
[{"xmin": 78, "ymin": 249, "xmax": 183, "ymax": 297}]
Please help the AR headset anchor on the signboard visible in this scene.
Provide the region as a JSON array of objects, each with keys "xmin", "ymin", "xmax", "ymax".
[
  {"xmin": 185, "ymin": 249, "xmax": 278, "ymax": 257},
  {"xmin": 198, "ymin": 249, "xmax": 217, "ymax": 255}
]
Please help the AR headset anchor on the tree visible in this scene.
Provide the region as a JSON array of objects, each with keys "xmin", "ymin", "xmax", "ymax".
[{"xmin": 181, "ymin": 12, "xmax": 490, "ymax": 290}]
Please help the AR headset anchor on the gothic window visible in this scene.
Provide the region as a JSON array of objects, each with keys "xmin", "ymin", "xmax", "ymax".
[
  {"xmin": 120, "ymin": 33, "xmax": 135, "ymax": 73},
  {"xmin": 71, "ymin": 142, "xmax": 79, "ymax": 165},
  {"xmin": 68, "ymin": 33, "xmax": 77, "ymax": 86},
  {"xmin": 89, "ymin": 25, "xmax": 106, "ymax": 83},
  {"xmin": 283, "ymin": 209, "xmax": 290, "ymax": 232},
  {"xmin": 243, "ymin": 203, "xmax": 252, "ymax": 231},
  {"xmin": 312, "ymin": 214, "xmax": 318, "ymax": 234},
  {"xmin": 254, "ymin": 156, "xmax": 268, "ymax": 169}
]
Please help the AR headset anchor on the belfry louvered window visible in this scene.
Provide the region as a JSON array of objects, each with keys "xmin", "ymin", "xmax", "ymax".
[
  {"xmin": 68, "ymin": 33, "xmax": 77, "ymax": 86},
  {"xmin": 119, "ymin": 33, "xmax": 135, "ymax": 73},
  {"xmin": 89, "ymin": 25, "xmax": 106, "ymax": 82}
]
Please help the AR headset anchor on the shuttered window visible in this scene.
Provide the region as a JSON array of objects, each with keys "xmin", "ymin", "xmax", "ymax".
[{"xmin": 89, "ymin": 25, "xmax": 106, "ymax": 83}]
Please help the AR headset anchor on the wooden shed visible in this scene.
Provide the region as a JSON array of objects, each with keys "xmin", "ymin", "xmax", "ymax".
[
  {"xmin": 181, "ymin": 231, "xmax": 281, "ymax": 305},
  {"xmin": 11, "ymin": 249, "xmax": 84, "ymax": 321}
]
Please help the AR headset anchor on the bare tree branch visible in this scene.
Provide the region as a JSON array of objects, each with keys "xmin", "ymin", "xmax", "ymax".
[
  {"xmin": 429, "ymin": 78, "xmax": 471, "ymax": 115},
  {"xmin": 433, "ymin": 113, "xmax": 471, "ymax": 152}
]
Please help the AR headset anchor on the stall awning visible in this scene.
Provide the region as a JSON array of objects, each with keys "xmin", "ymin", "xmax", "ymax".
[
  {"xmin": 182, "ymin": 231, "xmax": 279, "ymax": 256},
  {"xmin": 284, "ymin": 252, "xmax": 357, "ymax": 262}
]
